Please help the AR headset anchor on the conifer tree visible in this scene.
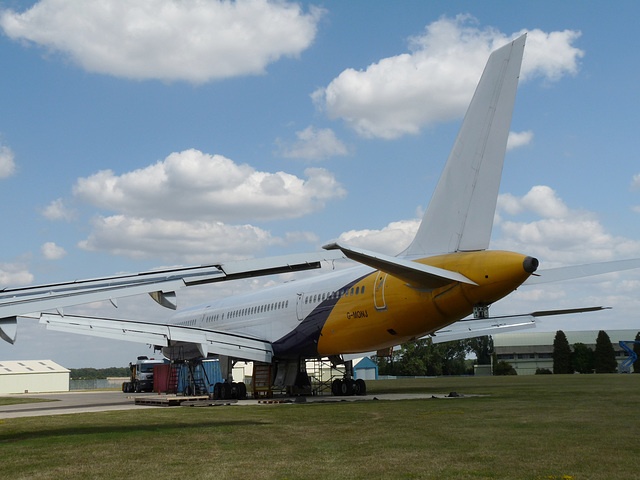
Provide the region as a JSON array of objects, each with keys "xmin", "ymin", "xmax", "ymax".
[
  {"xmin": 553, "ymin": 330, "xmax": 573, "ymax": 374},
  {"xmin": 594, "ymin": 330, "xmax": 617, "ymax": 373}
]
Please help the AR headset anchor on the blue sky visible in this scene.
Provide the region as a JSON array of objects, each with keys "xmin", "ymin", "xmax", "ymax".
[{"xmin": 1, "ymin": 1, "xmax": 640, "ymax": 368}]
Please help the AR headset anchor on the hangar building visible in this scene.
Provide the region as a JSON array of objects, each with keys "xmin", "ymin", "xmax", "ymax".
[
  {"xmin": 493, "ymin": 330, "xmax": 639, "ymax": 375},
  {"xmin": 0, "ymin": 360, "xmax": 70, "ymax": 394}
]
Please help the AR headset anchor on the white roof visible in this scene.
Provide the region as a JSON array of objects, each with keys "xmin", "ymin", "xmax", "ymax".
[
  {"xmin": 0, "ymin": 360, "xmax": 69, "ymax": 375},
  {"xmin": 493, "ymin": 330, "xmax": 639, "ymax": 347}
]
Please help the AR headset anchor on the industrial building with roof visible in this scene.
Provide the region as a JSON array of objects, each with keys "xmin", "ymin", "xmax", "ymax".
[
  {"xmin": 493, "ymin": 329, "xmax": 639, "ymax": 375},
  {"xmin": 0, "ymin": 360, "xmax": 70, "ymax": 394}
]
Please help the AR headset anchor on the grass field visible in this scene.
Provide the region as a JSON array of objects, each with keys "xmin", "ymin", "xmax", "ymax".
[{"xmin": 2, "ymin": 375, "xmax": 639, "ymax": 479}]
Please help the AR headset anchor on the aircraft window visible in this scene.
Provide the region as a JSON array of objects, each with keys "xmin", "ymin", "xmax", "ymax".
[
  {"xmin": 350, "ymin": 288, "xmax": 354, "ymax": 296},
  {"xmin": 361, "ymin": 286, "xmax": 365, "ymax": 294},
  {"xmin": 355, "ymin": 287, "xmax": 360, "ymax": 295},
  {"xmin": 286, "ymin": 300, "xmax": 289, "ymax": 308}
]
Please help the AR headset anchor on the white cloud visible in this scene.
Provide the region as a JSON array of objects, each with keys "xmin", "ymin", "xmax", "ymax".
[
  {"xmin": 313, "ymin": 15, "xmax": 584, "ymax": 139},
  {"xmin": 631, "ymin": 173, "xmax": 640, "ymax": 191},
  {"xmin": 336, "ymin": 219, "xmax": 421, "ymax": 256},
  {"xmin": 494, "ymin": 185, "xmax": 640, "ymax": 266},
  {"xmin": 78, "ymin": 216, "xmax": 277, "ymax": 263},
  {"xmin": 0, "ymin": 0, "xmax": 323, "ymax": 83},
  {"xmin": 41, "ymin": 198, "xmax": 76, "ymax": 221},
  {"xmin": 0, "ymin": 141, "xmax": 16, "ymax": 179},
  {"xmin": 70, "ymin": 149, "xmax": 343, "ymax": 262},
  {"xmin": 73, "ymin": 149, "xmax": 346, "ymax": 222},
  {"xmin": 0, "ymin": 263, "xmax": 33, "ymax": 287},
  {"xmin": 278, "ymin": 126, "xmax": 349, "ymax": 160},
  {"xmin": 507, "ymin": 130, "xmax": 534, "ymax": 150},
  {"xmin": 41, "ymin": 242, "xmax": 67, "ymax": 260}
]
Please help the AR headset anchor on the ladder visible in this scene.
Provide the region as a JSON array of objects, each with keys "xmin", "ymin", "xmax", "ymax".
[{"xmin": 252, "ymin": 363, "xmax": 273, "ymax": 398}]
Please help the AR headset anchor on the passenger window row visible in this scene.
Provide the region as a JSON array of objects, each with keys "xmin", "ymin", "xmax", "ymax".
[{"xmin": 304, "ymin": 285, "xmax": 365, "ymax": 305}]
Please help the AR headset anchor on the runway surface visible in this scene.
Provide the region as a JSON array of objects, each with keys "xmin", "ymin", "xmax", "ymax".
[{"xmin": 0, "ymin": 390, "xmax": 462, "ymax": 419}]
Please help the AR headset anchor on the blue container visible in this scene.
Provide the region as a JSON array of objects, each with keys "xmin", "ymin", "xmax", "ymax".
[{"xmin": 177, "ymin": 359, "xmax": 223, "ymax": 394}]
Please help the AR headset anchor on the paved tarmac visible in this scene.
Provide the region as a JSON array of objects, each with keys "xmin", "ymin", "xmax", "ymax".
[{"xmin": 0, "ymin": 390, "xmax": 464, "ymax": 419}]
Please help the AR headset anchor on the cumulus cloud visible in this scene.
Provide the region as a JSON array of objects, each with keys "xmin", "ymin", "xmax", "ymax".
[
  {"xmin": 78, "ymin": 216, "xmax": 277, "ymax": 263},
  {"xmin": 313, "ymin": 15, "xmax": 584, "ymax": 139},
  {"xmin": 336, "ymin": 219, "xmax": 421, "ymax": 256},
  {"xmin": 70, "ymin": 149, "xmax": 343, "ymax": 262},
  {"xmin": 41, "ymin": 198, "xmax": 76, "ymax": 221},
  {"xmin": 507, "ymin": 130, "xmax": 534, "ymax": 151},
  {"xmin": 0, "ymin": 0, "xmax": 323, "ymax": 83},
  {"xmin": 73, "ymin": 149, "xmax": 346, "ymax": 222},
  {"xmin": 0, "ymin": 263, "xmax": 33, "ymax": 287},
  {"xmin": 41, "ymin": 242, "xmax": 67, "ymax": 260},
  {"xmin": 0, "ymin": 141, "xmax": 16, "ymax": 179},
  {"xmin": 631, "ymin": 173, "xmax": 640, "ymax": 191},
  {"xmin": 277, "ymin": 126, "xmax": 349, "ymax": 160},
  {"xmin": 494, "ymin": 185, "xmax": 640, "ymax": 266}
]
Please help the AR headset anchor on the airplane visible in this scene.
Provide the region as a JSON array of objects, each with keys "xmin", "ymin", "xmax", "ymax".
[{"xmin": 2, "ymin": 34, "xmax": 640, "ymax": 398}]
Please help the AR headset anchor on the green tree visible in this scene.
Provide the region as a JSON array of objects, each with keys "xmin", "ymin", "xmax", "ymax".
[
  {"xmin": 373, "ymin": 339, "xmax": 469, "ymax": 376},
  {"xmin": 553, "ymin": 330, "xmax": 573, "ymax": 374},
  {"xmin": 633, "ymin": 332, "xmax": 640, "ymax": 374},
  {"xmin": 594, "ymin": 330, "xmax": 617, "ymax": 373},
  {"xmin": 493, "ymin": 361, "xmax": 517, "ymax": 375},
  {"xmin": 572, "ymin": 342, "xmax": 594, "ymax": 374},
  {"xmin": 466, "ymin": 336, "xmax": 494, "ymax": 365}
]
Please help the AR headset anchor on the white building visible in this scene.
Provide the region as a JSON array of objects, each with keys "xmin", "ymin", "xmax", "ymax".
[
  {"xmin": 493, "ymin": 330, "xmax": 639, "ymax": 375},
  {"xmin": 0, "ymin": 360, "xmax": 70, "ymax": 394}
]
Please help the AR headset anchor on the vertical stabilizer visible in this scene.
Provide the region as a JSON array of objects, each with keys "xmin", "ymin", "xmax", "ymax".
[{"xmin": 403, "ymin": 35, "xmax": 526, "ymax": 257}]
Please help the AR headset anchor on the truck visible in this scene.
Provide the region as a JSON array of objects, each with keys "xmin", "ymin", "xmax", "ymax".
[{"xmin": 122, "ymin": 356, "xmax": 168, "ymax": 393}]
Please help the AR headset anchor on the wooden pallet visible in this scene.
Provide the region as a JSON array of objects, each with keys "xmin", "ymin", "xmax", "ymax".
[{"xmin": 134, "ymin": 395, "xmax": 208, "ymax": 406}]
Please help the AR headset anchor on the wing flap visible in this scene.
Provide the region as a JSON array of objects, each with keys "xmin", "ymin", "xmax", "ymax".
[
  {"xmin": 431, "ymin": 315, "xmax": 536, "ymax": 343},
  {"xmin": 430, "ymin": 306, "xmax": 608, "ymax": 343},
  {"xmin": 38, "ymin": 314, "xmax": 273, "ymax": 363},
  {"xmin": 323, "ymin": 242, "xmax": 476, "ymax": 289}
]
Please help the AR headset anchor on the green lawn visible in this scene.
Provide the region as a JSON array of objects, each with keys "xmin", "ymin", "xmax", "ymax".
[{"xmin": 1, "ymin": 375, "xmax": 638, "ymax": 479}]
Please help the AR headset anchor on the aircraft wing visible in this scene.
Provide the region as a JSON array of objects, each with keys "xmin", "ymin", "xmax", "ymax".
[
  {"xmin": 0, "ymin": 251, "xmax": 342, "ymax": 345},
  {"xmin": 36, "ymin": 313, "xmax": 273, "ymax": 363},
  {"xmin": 323, "ymin": 242, "xmax": 476, "ymax": 289},
  {"xmin": 523, "ymin": 259, "xmax": 640, "ymax": 285},
  {"xmin": 430, "ymin": 306, "xmax": 608, "ymax": 343}
]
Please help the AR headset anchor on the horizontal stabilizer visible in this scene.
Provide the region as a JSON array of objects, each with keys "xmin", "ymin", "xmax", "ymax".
[
  {"xmin": 323, "ymin": 242, "xmax": 476, "ymax": 289},
  {"xmin": 430, "ymin": 306, "xmax": 608, "ymax": 343},
  {"xmin": 524, "ymin": 259, "xmax": 640, "ymax": 285},
  {"xmin": 38, "ymin": 313, "xmax": 273, "ymax": 363}
]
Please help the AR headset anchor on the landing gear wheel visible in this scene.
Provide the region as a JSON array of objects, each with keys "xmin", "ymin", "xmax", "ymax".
[
  {"xmin": 355, "ymin": 379, "xmax": 367, "ymax": 396},
  {"xmin": 221, "ymin": 382, "xmax": 232, "ymax": 400},
  {"xmin": 341, "ymin": 379, "xmax": 355, "ymax": 396},
  {"xmin": 236, "ymin": 382, "xmax": 247, "ymax": 400},
  {"xmin": 213, "ymin": 382, "xmax": 223, "ymax": 400},
  {"xmin": 331, "ymin": 379, "xmax": 343, "ymax": 396}
]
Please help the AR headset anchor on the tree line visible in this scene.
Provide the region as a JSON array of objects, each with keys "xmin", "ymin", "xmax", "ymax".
[
  {"xmin": 70, "ymin": 367, "xmax": 130, "ymax": 380},
  {"xmin": 373, "ymin": 337, "xmax": 493, "ymax": 377},
  {"xmin": 552, "ymin": 330, "xmax": 640, "ymax": 374},
  {"xmin": 372, "ymin": 330, "xmax": 640, "ymax": 377}
]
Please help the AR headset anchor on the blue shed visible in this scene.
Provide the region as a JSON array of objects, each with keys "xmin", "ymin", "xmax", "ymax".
[{"xmin": 353, "ymin": 357, "xmax": 378, "ymax": 380}]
